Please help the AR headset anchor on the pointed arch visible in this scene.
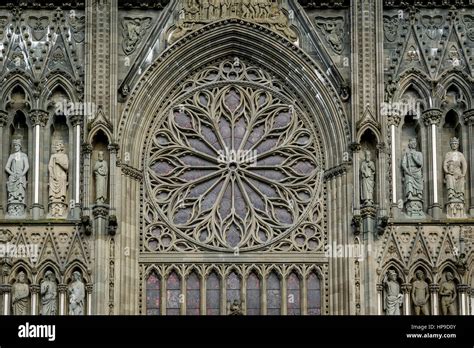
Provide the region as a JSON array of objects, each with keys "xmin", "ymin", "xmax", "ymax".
[
  {"xmin": 438, "ymin": 73, "xmax": 472, "ymax": 111},
  {"xmin": 39, "ymin": 73, "xmax": 80, "ymax": 111},
  {"xmin": 0, "ymin": 75, "xmax": 34, "ymax": 111},
  {"xmin": 119, "ymin": 20, "xmax": 350, "ymax": 171},
  {"xmin": 394, "ymin": 72, "xmax": 431, "ymax": 110}
]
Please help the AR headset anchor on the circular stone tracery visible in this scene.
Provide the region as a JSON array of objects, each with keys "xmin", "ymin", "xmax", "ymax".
[{"xmin": 146, "ymin": 82, "xmax": 321, "ymax": 251}]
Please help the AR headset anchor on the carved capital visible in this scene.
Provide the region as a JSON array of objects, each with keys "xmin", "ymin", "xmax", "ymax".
[
  {"xmin": 422, "ymin": 109, "xmax": 442, "ymax": 126},
  {"xmin": 108, "ymin": 143, "xmax": 119, "ymax": 154},
  {"xmin": 0, "ymin": 284, "xmax": 12, "ymax": 293},
  {"xmin": 376, "ymin": 283, "xmax": 383, "ymax": 292},
  {"xmin": 429, "ymin": 283, "xmax": 440, "ymax": 293},
  {"xmin": 387, "ymin": 112, "xmax": 401, "ymax": 127},
  {"xmin": 29, "ymin": 109, "xmax": 49, "ymax": 127},
  {"xmin": 464, "ymin": 109, "xmax": 474, "ymax": 125},
  {"xmin": 82, "ymin": 143, "xmax": 93, "ymax": 154},
  {"xmin": 361, "ymin": 206, "xmax": 377, "ymax": 218},
  {"xmin": 0, "ymin": 110, "xmax": 8, "ymax": 126},
  {"xmin": 86, "ymin": 283, "xmax": 93, "ymax": 293},
  {"xmin": 30, "ymin": 284, "xmax": 40, "ymax": 294},
  {"xmin": 349, "ymin": 142, "xmax": 361, "ymax": 153},
  {"xmin": 69, "ymin": 114, "xmax": 83, "ymax": 127},
  {"xmin": 457, "ymin": 284, "xmax": 470, "ymax": 294},
  {"xmin": 401, "ymin": 283, "xmax": 412, "ymax": 293},
  {"xmin": 92, "ymin": 205, "xmax": 109, "ymax": 218},
  {"xmin": 58, "ymin": 284, "xmax": 67, "ymax": 293}
]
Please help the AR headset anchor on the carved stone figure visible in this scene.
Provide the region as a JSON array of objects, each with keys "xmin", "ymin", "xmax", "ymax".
[
  {"xmin": 383, "ymin": 269, "xmax": 403, "ymax": 315},
  {"xmin": 315, "ymin": 17, "xmax": 345, "ymax": 54},
  {"xmin": 411, "ymin": 270, "xmax": 429, "ymax": 315},
  {"xmin": 48, "ymin": 141, "xmax": 69, "ymax": 217},
  {"xmin": 12, "ymin": 271, "xmax": 29, "ymax": 315},
  {"xmin": 68, "ymin": 271, "xmax": 85, "ymax": 315},
  {"xmin": 5, "ymin": 139, "xmax": 29, "ymax": 217},
  {"xmin": 360, "ymin": 150, "xmax": 375, "ymax": 206},
  {"xmin": 94, "ymin": 151, "xmax": 108, "ymax": 204},
  {"xmin": 439, "ymin": 271, "xmax": 457, "ymax": 315},
  {"xmin": 228, "ymin": 299, "xmax": 244, "ymax": 315},
  {"xmin": 443, "ymin": 137, "xmax": 467, "ymax": 218},
  {"xmin": 121, "ymin": 17, "xmax": 152, "ymax": 55},
  {"xmin": 40, "ymin": 270, "xmax": 57, "ymax": 315},
  {"xmin": 401, "ymin": 138, "xmax": 424, "ymax": 217}
]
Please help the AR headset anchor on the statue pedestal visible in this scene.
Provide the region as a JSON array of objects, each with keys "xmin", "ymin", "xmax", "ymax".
[
  {"xmin": 428, "ymin": 203, "xmax": 442, "ymax": 220},
  {"xmin": 47, "ymin": 202, "xmax": 68, "ymax": 219},
  {"xmin": 405, "ymin": 200, "xmax": 425, "ymax": 218},
  {"xmin": 31, "ymin": 203, "xmax": 44, "ymax": 220},
  {"xmin": 446, "ymin": 202, "xmax": 465, "ymax": 219},
  {"xmin": 5, "ymin": 203, "xmax": 27, "ymax": 219}
]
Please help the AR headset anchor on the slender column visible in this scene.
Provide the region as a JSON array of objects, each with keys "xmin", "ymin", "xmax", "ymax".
[
  {"xmin": 108, "ymin": 143, "xmax": 119, "ymax": 212},
  {"xmin": 58, "ymin": 284, "xmax": 67, "ymax": 315},
  {"xmin": 29, "ymin": 110, "xmax": 49, "ymax": 219},
  {"xmin": 387, "ymin": 113, "xmax": 401, "ymax": 218},
  {"xmin": 30, "ymin": 285, "xmax": 40, "ymax": 315},
  {"xmin": 422, "ymin": 109, "xmax": 442, "ymax": 219},
  {"xmin": 429, "ymin": 283, "xmax": 439, "ymax": 315},
  {"xmin": 2, "ymin": 285, "xmax": 11, "ymax": 315},
  {"xmin": 470, "ymin": 287, "xmax": 474, "ymax": 315},
  {"xmin": 86, "ymin": 283, "xmax": 93, "ymax": 315},
  {"xmin": 200, "ymin": 274, "xmax": 206, "ymax": 315},
  {"xmin": 70, "ymin": 114, "xmax": 83, "ymax": 219},
  {"xmin": 376, "ymin": 284, "xmax": 383, "ymax": 315},
  {"xmin": 401, "ymin": 283, "xmax": 411, "ymax": 315},
  {"xmin": 0, "ymin": 110, "xmax": 8, "ymax": 217},
  {"xmin": 281, "ymin": 276, "xmax": 287, "ymax": 315},
  {"xmin": 464, "ymin": 110, "xmax": 474, "ymax": 216},
  {"xmin": 261, "ymin": 273, "xmax": 267, "ymax": 315},
  {"xmin": 301, "ymin": 275, "xmax": 307, "ymax": 315},
  {"xmin": 457, "ymin": 284, "xmax": 469, "ymax": 315}
]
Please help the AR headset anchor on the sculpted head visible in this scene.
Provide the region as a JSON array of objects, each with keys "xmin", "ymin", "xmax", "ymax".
[
  {"xmin": 388, "ymin": 269, "xmax": 397, "ymax": 281},
  {"xmin": 408, "ymin": 138, "xmax": 417, "ymax": 150},
  {"xmin": 98, "ymin": 151, "xmax": 104, "ymax": 161},
  {"xmin": 45, "ymin": 270, "xmax": 55, "ymax": 281},
  {"xmin": 12, "ymin": 139, "xmax": 22, "ymax": 152},
  {"xmin": 449, "ymin": 137, "xmax": 459, "ymax": 151},
  {"xmin": 55, "ymin": 141, "xmax": 64, "ymax": 153},
  {"xmin": 445, "ymin": 271, "xmax": 454, "ymax": 282},
  {"xmin": 72, "ymin": 271, "xmax": 82, "ymax": 281},
  {"xmin": 415, "ymin": 269, "xmax": 424, "ymax": 280},
  {"xmin": 17, "ymin": 271, "xmax": 26, "ymax": 283},
  {"xmin": 364, "ymin": 150, "xmax": 371, "ymax": 161}
]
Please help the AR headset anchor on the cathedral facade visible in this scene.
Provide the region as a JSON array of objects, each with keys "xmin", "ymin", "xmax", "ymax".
[{"xmin": 0, "ymin": 0, "xmax": 473, "ymax": 316}]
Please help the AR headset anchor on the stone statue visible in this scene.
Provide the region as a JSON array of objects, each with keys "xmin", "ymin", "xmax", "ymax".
[
  {"xmin": 439, "ymin": 271, "xmax": 457, "ymax": 315},
  {"xmin": 360, "ymin": 150, "xmax": 375, "ymax": 206},
  {"xmin": 40, "ymin": 270, "xmax": 57, "ymax": 315},
  {"xmin": 228, "ymin": 299, "xmax": 244, "ymax": 315},
  {"xmin": 68, "ymin": 271, "xmax": 85, "ymax": 315},
  {"xmin": 401, "ymin": 138, "xmax": 424, "ymax": 217},
  {"xmin": 383, "ymin": 269, "xmax": 403, "ymax": 315},
  {"xmin": 5, "ymin": 139, "xmax": 29, "ymax": 217},
  {"xmin": 443, "ymin": 137, "xmax": 467, "ymax": 218},
  {"xmin": 411, "ymin": 270, "xmax": 429, "ymax": 315},
  {"xmin": 94, "ymin": 151, "xmax": 108, "ymax": 204},
  {"xmin": 48, "ymin": 141, "xmax": 69, "ymax": 217},
  {"xmin": 11, "ymin": 271, "xmax": 29, "ymax": 315}
]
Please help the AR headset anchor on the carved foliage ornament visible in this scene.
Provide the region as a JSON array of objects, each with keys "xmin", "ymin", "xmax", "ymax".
[
  {"xmin": 122, "ymin": 17, "xmax": 152, "ymax": 55},
  {"xmin": 27, "ymin": 16, "xmax": 49, "ymax": 41},
  {"xmin": 145, "ymin": 59, "xmax": 322, "ymax": 252},
  {"xmin": 383, "ymin": 15, "xmax": 399, "ymax": 42},
  {"xmin": 463, "ymin": 15, "xmax": 474, "ymax": 41}
]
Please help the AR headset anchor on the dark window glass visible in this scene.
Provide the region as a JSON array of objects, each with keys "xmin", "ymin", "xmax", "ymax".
[
  {"xmin": 246, "ymin": 272, "xmax": 260, "ymax": 315},
  {"xmin": 186, "ymin": 272, "xmax": 200, "ymax": 315},
  {"xmin": 287, "ymin": 272, "xmax": 301, "ymax": 315},
  {"xmin": 307, "ymin": 272, "xmax": 321, "ymax": 315},
  {"xmin": 206, "ymin": 272, "xmax": 220, "ymax": 315},
  {"xmin": 166, "ymin": 271, "xmax": 181, "ymax": 315},
  {"xmin": 266, "ymin": 272, "xmax": 281, "ymax": 315},
  {"xmin": 146, "ymin": 271, "xmax": 160, "ymax": 315},
  {"xmin": 226, "ymin": 271, "xmax": 241, "ymax": 304}
]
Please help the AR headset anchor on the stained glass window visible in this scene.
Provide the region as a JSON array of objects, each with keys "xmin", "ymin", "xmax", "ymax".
[
  {"xmin": 186, "ymin": 272, "xmax": 200, "ymax": 315},
  {"xmin": 246, "ymin": 272, "xmax": 261, "ymax": 315},
  {"xmin": 206, "ymin": 272, "xmax": 220, "ymax": 315},
  {"xmin": 307, "ymin": 272, "xmax": 321, "ymax": 315},
  {"xmin": 146, "ymin": 271, "xmax": 160, "ymax": 315},
  {"xmin": 166, "ymin": 271, "xmax": 181, "ymax": 315},
  {"xmin": 266, "ymin": 272, "xmax": 281, "ymax": 315},
  {"xmin": 287, "ymin": 272, "xmax": 301, "ymax": 315},
  {"xmin": 226, "ymin": 271, "xmax": 241, "ymax": 304}
]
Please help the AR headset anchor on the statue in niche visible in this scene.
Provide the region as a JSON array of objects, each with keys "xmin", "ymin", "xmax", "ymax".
[
  {"xmin": 360, "ymin": 150, "xmax": 375, "ymax": 206},
  {"xmin": 5, "ymin": 139, "xmax": 29, "ymax": 217},
  {"xmin": 401, "ymin": 138, "xmax": 424, "ymax": 217},
  {"xmin": 383, "ymin": 269, "xmax": 403, "ymax": 315},
  {"xmin": 439, "ymin": 271, "xmax": 457, "ymax": 315},
  {"xmin": 228, "ymin": 299, "xmax": 244, "ymax": 315},
  {"xmin": 68, "ymin": 271, "xmax": 85, "ymax": 315},
  {"xmin": 48, "ymin": 141, "xmax": 69, "ymax": 217},
  {"xmin": 40, "ymin": 270, "xmax": 57, "ymax": 315},
  {"xmin": 443, "ymin": 137, "xmax": 467, "ymax": 218},
  {"xmin": 411, "ymin": 270, "xmax": 429, "ymax": 315},
  {"xmin": 220, "ymin": 0, "xmax": 232, "ymax": 18},
  {"xmin": 11, "ymin": 271, "xmax": 29, "ymax": 315},
  {"xmin": 94, "ymin": 151, "xmax": 108, "ymax": 204}
]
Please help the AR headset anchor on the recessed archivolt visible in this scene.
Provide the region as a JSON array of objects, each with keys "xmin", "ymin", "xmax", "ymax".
[{"xmin": 119, "ymin": 20, "xmax": 350, "ymax": 171}]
